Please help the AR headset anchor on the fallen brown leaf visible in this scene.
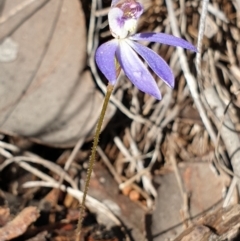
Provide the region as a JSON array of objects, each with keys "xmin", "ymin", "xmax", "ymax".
[
  {"xmin": 0, "ymin": 207, "xmax": 10, "ymax": 226},
  {"xmin": 0, "ymin": 206, "xmax": 40, "ymax": 241}
]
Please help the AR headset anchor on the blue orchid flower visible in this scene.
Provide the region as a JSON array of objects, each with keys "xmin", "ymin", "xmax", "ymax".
[{"xmin": 95, "ymin": 0, "xmax": 197, "ymax": 100}]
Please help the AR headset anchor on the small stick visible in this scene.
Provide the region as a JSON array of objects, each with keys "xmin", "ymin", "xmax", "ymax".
[{"xmin": 196, "ymin": 0, "xmax": 209, "ymax": 79}]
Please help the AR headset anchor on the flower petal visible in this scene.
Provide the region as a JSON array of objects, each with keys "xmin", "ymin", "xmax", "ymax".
[
  {"xmin": 95, "ymin": 39, "xmax": 119, "ymax": 85},
  {"xmin": 116, "ymin": 40, "xmax": 161, "ymax": 99},
  {"xmin": 130, "ymin": 33, "xmax": 197, "ymax": 52},
  {"xmin": 126, "ymin": 39, "xmax": 174, "ymax": 88}
]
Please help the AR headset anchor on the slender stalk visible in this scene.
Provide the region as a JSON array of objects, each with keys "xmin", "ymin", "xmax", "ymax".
[{"xmin": 75, "ymin": 83, "xmax": 114, "ymax": 241}]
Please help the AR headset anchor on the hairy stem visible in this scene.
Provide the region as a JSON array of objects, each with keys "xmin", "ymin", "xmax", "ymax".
[{"xmin": 75, "ymin": 83, "xmax": 114, "ymax": 241}]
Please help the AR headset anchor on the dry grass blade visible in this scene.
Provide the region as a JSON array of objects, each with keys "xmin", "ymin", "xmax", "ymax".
[
  {"xmin": 0, "ymin": 141, "xmax": 20, "ymax": 153},
  {"xmin": 22, "ymin": 181, "xmax": 123, "ymax": 228},
  {"xmin": 97, "ymin": 146, "xmax": 123, "ymax": 184},
  {"xmin": 205, "ymin": 88, "xmax": 240, "ymax": 192},
  {"xmin": 0, "ymin": 156, "xmax": 77, "ymax": 189}
]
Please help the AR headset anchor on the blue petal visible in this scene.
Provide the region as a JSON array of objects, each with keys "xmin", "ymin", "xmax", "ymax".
[
  {"xmin": 130, "ymin": 33, "xmax": 197, "ymax": 52},
  {"xmin": 126, "ymin": 39, "xmax": 174, "ymax": 88},
  {"xmin": 95, "ymin": 39, "xmax": 119, "ymax": 85},
  {"xmin": 116, "ymin": 40, "xmax": 161, "ymax": 99}
]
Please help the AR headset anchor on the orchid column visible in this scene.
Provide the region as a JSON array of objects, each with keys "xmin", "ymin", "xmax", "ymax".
[{"xmin": 76, "ymin": 0, "xmax": 197, "ymax": 239}]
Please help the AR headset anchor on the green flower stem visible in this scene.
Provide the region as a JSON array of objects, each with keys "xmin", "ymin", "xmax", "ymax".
[{"xmin": 76, "ymin": 83, "xmax": 114, "ymax": 241}]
